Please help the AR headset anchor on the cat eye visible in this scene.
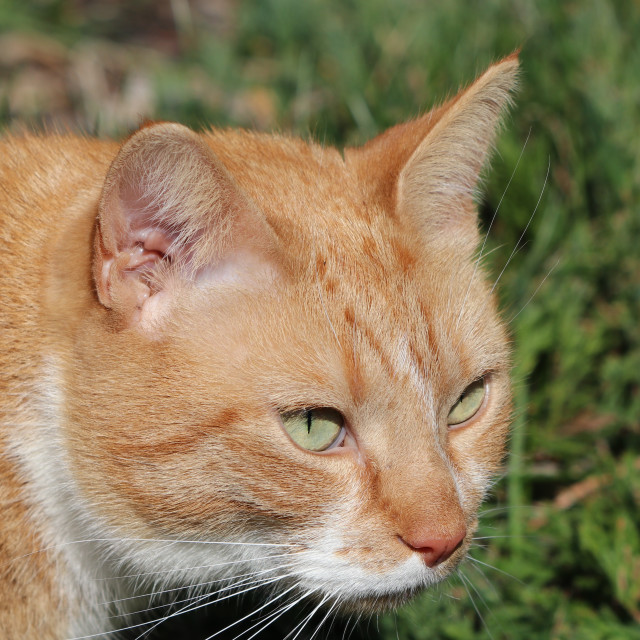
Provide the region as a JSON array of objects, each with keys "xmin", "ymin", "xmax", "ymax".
[
  {"xmin": 280, "ymin": 408, "xmax": 345, "ymax": 452},
  {"xmin": 447, "ymin": 378, "xmax": 486, "ymax": 427}
]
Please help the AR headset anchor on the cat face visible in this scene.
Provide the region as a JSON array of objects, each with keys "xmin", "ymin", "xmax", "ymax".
[{"xmin": 63, "ymin": 55, "xmax": 516, "ymax": 611}]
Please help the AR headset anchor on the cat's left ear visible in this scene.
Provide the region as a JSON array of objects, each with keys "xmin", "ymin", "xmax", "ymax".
[
  {"xmin": 346, "ymin": 54, "xmax": 519, "ymax": 249},
  {"xmin": 94, "ymin": 122, "xmax": 280, "ymax": 330},
  {"xmin": 398, "ymin": 54, "xmax": 519, "ymax": 246}
]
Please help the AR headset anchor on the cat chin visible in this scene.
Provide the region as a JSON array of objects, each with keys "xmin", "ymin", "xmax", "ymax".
[
  {"xmin": 298, "ymin": 572, "xmax": 450, "ymax": 615},
  {"xmin": 285, "ymin": 550, "xmax": 462, "ymax": 615},
  {"xmin": 336, "ymin": 589, "xmax": 424, "ymax": 614}
]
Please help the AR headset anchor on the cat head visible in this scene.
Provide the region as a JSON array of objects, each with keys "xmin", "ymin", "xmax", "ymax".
[{"xmin": 70, "ymin": 55, "xmax": 517, "ymax": 608}]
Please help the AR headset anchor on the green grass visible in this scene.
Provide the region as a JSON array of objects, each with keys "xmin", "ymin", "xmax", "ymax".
[{"xmin": 1, "ymin": 0, "xmax": 638, "ymax": 637}]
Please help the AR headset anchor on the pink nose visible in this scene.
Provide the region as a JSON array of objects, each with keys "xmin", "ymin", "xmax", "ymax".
[{"xmin": 400, "ymin": 528, "xmax": 467, "ymax": 567}]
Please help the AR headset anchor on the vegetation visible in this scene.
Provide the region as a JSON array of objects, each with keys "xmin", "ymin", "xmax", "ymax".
[{"xmin": 1, "ymin": 0, "xmax": 638, "ymax": 637}]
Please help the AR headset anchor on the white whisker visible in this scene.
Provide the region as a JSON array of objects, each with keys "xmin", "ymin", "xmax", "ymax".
[
  {"xmin": 509, "ymin": 257, "xmax": 560, "ymax": 322},
  {"xmin": 68, "ymin": 571, "xmax": 294, "ymax": 640},
  {"xmin": 477, "ymin": 503, "xmax": 534, "ymax": 518},
  {"xmin": 99, "ymin": 559, "xmax": 301, "ymax": 606},
  {"xmin": 456, "ymin": 127, "xmax": 531, "ymax": 329},
  {"xmin": 458, "ymin": 570, "xmax": 494, "ymax": 640},
  {"xmin": 341, "ymin": 613, "xmax": 355, "ymax": 640},
  {"xmin": 347, "ymin": 613, "xmax": 364, "ymax": 640},
  {"xmin": 459, "ymin": 568, "xmax": 493, "ymax": 620},
  {"xmin": 227, "ymin": 587, "xmax": 316, "ymax": 640},
  {"xmin": 94, "ymin": 551, "xmax": 295, "ymax": 581},
  {"xmin": 131, "ymin": 571, "xmax": 296, "ymax": 640},
  {"xmin": 472, "ymin": 535, "xmax": 528, "ymax": 540},
  {"xmin": 106, "ymin": 565, "xmax": 297, "ymax": 618},
  {"xmin": 490, "ymin": 157, "xmax": 551, "ymax": 295},
  {"xmin": 467, "ymin": 555, "xmax": 525, "ymax": 584},
  {"xmin": 3, "ymin": 537, "xmax": 293, "ymax": 570},
  {"xmin": 285, "ymin": 592, "xmax": 330, "ymax": 640},
  {"xmin": 308, "ymin": 595, "xmax": 340, "ymax": 640},
  {"xmin": 466, "ymin": 557, "xmax": 500, "ymax": 598}
]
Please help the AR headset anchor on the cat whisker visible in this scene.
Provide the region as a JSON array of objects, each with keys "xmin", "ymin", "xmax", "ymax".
[
  {"xmin": 3, "ymin": 536, "xmax": 294, "ymax": 569},
  {"xmin": 229, "ymin": 597, "xmax": 303, "ymax": 640},
  {"xmin": 478, "ymin": 242, "xmax": 508, "ymax": 261},
  {"xmin": 132, "ymin": 591, "xmax": 222, "ymax": 640},
  {"xmin": 457, "ymin": 160, "xmax": 549, "ymax": 347},
  {"xmin": 340, "ymin": 613, "xmax": 355, "ymax": 640},
  {"xmin": 350, "ymin": 612, "xmax": 365, "ymax": 640},
  {"xmin": 308, "ymin": 594, "xmax": 341, "ymax": 640},
  {"xmin": 222, "ymin": 585, "xmax": 317, "ymax": 640},
  {"xmin": 68, "ymin": 571, "xmax": 295, "ymax": 640},
  {"xmin": 459, "ymin": 567, "xmax": 494, "ymax": 614},
  {"xmin": 284, "ymin": 592, "xmax": 331, "ymax": 640},
  {"xmin": 129, "ymin": 571, "xmax": 297, "ymax": 640},
  {"xmin": 323, "ymin": 596, "xmax": 342, "ymax": 639},
  {"xmin": 457, "ymin": 569, "xmax": 495, "ymax": 640},
  {"xmin": 466, "ymin": 555, "xmax": 525, "ymax": 585},
  {"xmin": 456, "ymin": 127, "xmax": 531, "ymax": 330},
  {"xmin": 105, "ymin": 572, "xmax": 274, "ymax": 621},
  {"xmin": 93, "ymin": 550, "xmax": 299, "ymax": 582},
  {"xmin": 221, "ymin": 586, "xmax": 314, "ymax": 640},
  {"xmin": 477, "ymin": 503, "xmax": 535, "ymax": 518},
  {"xmin": 466, "ymin": 557, "xmax": 500, "ymax": 598},
  {"xmin": 472, "ymin": 534, "xmax": 533, "ymax": 540},
  {"xmin": 490, "ymin": 157, "xmax": 551, "ymax": 295},
  {"xmin": 99, "ymin": 559, "xmax": 303, "ymax": 606},
  {"xmin": 509, "ymin": 257, "xmax": 560, "ymax": 322}
]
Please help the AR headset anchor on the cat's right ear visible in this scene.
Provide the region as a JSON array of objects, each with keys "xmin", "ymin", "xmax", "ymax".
[{"xmin": 94, "ymin": 122, "xmax": 279, "ymax": 330}]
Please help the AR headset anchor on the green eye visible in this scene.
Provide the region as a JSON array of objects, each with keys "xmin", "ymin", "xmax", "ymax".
[
  {"xmin": 447, "ymin": 378, "xmax": 486, "ymax": 426},
  {"xmin": 281, "ymin": 408, "xmax": 345, "ymax": 451}
]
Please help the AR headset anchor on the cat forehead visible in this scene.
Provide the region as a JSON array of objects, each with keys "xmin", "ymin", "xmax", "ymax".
[
  {"xmin": 178, "ymin": 254, "xmax": 505, "ymax": 402},
  {"xmin": 202, "ymin": 128, "xmax": 421, "ymax": 282},
  {"xmin": 203, "ymin": 129, "xmax": 372, "ymax": 222},
  {"xmin": 204, "ymin": 128, "xmax": 348, "ymax": 182},
  {"xmin": 184, "ymin": 130, "xmax": 501, "ymax": 328},
  {"xmin": 176, "ymin": 128, "xmax": 507, "ymax": 388}
]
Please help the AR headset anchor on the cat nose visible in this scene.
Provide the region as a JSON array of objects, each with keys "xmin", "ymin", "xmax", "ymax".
[{"xmin": 399, "ymin": 528, "xmax": 467, "ymax": 567}]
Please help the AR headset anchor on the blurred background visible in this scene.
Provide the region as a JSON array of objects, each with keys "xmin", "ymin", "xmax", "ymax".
[{"xmin": 1, "ymin": 0, "xmax": 638, "ymax": 638}]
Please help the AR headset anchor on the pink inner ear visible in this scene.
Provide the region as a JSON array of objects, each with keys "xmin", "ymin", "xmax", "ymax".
[
  {"xmin": 139, "ymin": 229, "xmax": 173, "ymax": 255},
  {"xmin": 117, "ymin": 181, "xmax": 179, "ymax": 255},
  {"xmin": 97, "ymin": 188, "xmax": 183, "ymax": 323},
  {"xmin": 95, "ymin": 122, "xmax": 282, "ymax": 329},
  {"xmin": 121, "ymin": 230, "xmax": 171, "ymax": 271}
]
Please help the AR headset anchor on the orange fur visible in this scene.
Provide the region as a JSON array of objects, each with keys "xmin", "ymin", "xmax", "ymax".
[{"xmin": 0, "ymin": 56, "xmax": 517, "ymax": 637}]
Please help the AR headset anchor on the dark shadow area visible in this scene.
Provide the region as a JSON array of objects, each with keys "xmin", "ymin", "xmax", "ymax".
[{"xmin": 119, "ymin": 589, "xmax": 377, "ymax": 640}]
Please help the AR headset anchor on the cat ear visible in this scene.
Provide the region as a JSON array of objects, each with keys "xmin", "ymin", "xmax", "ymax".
[
  {"xmin": 94, "ymin": 122, "xmax": 278, "ymax": 329},
  {"xmin": 397, "ymin": 54, "xmax": 519, "ymax": 246}
]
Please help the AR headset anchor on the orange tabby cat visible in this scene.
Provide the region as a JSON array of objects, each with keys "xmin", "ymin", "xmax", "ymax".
[{"xmin": 0, "ymin": 55, "xmax": 517, "ymax": 638}]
